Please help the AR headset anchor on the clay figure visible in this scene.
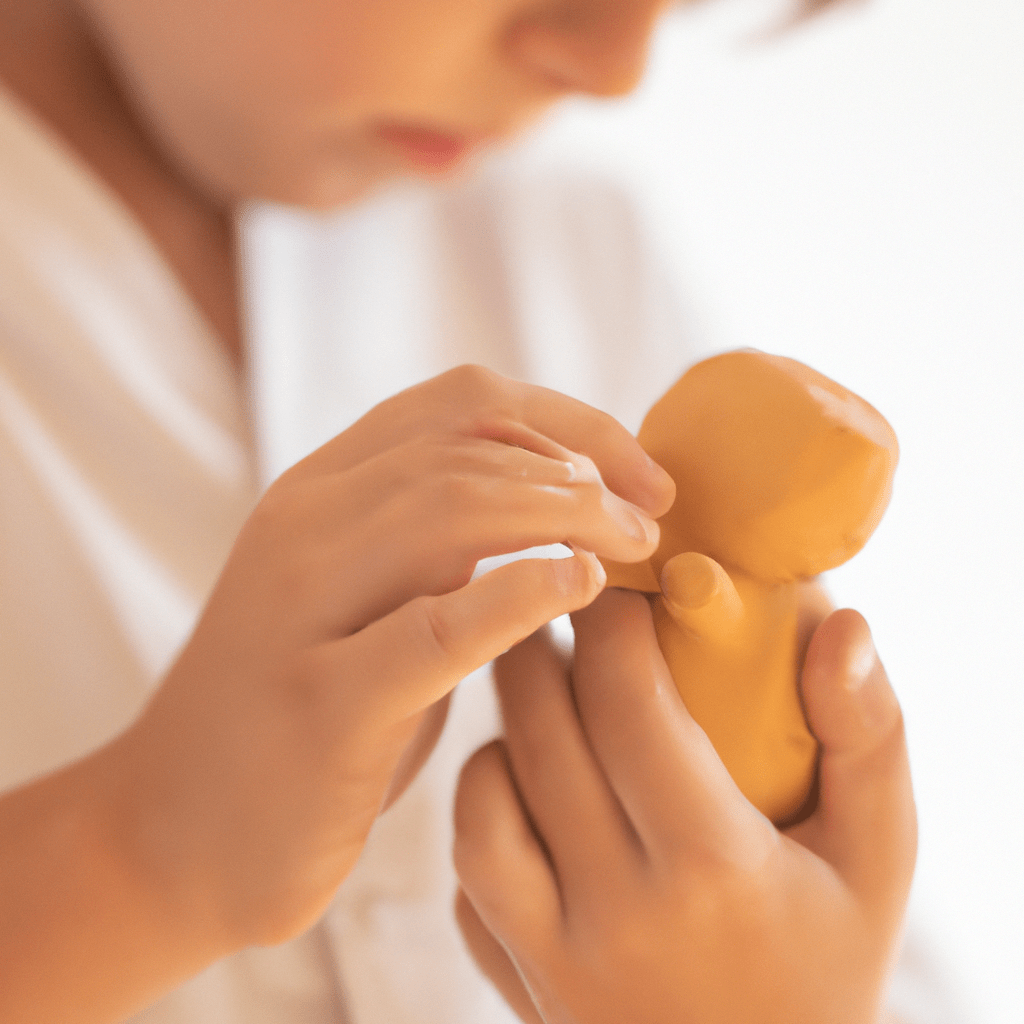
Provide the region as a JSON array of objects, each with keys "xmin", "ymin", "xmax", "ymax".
[{"xmin": 602, "ymin": 349, "xmax": 899, "ymax": 824}]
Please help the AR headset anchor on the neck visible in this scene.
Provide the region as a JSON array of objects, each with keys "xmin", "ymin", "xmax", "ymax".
[{"xmin": 0, "ymin": 0, "xmax": 244, "ymax": 368}]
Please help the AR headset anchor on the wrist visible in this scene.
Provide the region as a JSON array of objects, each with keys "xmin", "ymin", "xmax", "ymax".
[
  {"xmin": 95, "ymin": 719, "xmax": 242, "ymax": 963},
  {"xmin": 0, "ymin": 739, "xmax": 233, "ymax": 1024}
]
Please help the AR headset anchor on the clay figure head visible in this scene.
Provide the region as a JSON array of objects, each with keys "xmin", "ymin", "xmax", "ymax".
[{"xmin": 639, "ymin": 350, "xmax": 899, "ymax": 584}]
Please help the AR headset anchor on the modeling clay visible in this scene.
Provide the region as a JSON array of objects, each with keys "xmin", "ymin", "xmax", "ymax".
[{"xmin": 602, "ymin": 350, "xmax": 898, "ymax": 823}]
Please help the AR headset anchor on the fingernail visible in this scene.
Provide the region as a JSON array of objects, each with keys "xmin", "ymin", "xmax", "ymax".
[
  {"xmin": 615, "ymin": 500, "xmax": 659, "ymax": 545},
  {"xmin": 842, "ymin": 625, "xmax": 896, "ymax": 733},
  {"xmin": 844, "ymin": 628, "xmax": 877, "ymax": 692},
  {"xmin": 570, "ymin": 546, "xmax": 607, "ymax": 588}
]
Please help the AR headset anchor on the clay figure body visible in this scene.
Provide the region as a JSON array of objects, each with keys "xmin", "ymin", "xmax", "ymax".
[{"xmin": 603, "ymin": 349, "xmax": 899, "ymax": 823}]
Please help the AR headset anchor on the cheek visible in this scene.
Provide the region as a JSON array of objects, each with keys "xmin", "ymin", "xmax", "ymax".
[
  {"xmin": 380, "ymin": 693, "xmax": 454, "ymax": 811},
  {"xmin": 89, "ymin": 0, "xmax": 413, "ymax": 202}
]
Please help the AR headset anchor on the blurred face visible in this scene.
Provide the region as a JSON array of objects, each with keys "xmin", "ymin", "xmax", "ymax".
[{"xmin": 78, "ymin": 0, "xmax": 673, "ymax": 208}]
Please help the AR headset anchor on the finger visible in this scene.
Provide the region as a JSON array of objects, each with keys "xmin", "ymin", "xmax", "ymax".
[
  {"xmin": 509, "ymin": 377, "xmax": 675, "ymax": 517},
  {"xmin": 349, "ymin": 435, "xmax": 657, "ymax": 596},
  {"xmin": 786, "ymin": 610, "xmax": 916, "ymax": 920},
  {"xmin": 331, "ymin": 549, "xmax": 607, "ymax": 727},
  {"xmin": 570, "ymin": 589, "xmax": 771, "ymax": 867},
  {"xmin": 294, "ymin": 366, "xmax": 675, "ymax": 518},
  {"xmin": 450, "ymin": 428, "xmax": 662, "ymax": 559},
  {"xmin": 495, "ymin": 629, "xmax": 638, "ymax": 900},
  {"xmin": 454, "ymin": 889, "xmax": 545, "ymax": 1024},
  {"xmin": 268, "ymin": 436, "xmax": 658, "ymax": 638},
  {"xmin": 453, "ymin": 742, "xmax": 562, "ymax": 952}
]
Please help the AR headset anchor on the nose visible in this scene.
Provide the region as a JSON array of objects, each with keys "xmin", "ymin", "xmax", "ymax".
[{"xmin": 507, "ymin": 0, "xmax": 668, "ymax": 98}]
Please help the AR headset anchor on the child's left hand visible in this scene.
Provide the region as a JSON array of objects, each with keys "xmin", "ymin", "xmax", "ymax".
[{"xmin": 453, "ymin": 590, "xmax": 916, "ymax": 1024}]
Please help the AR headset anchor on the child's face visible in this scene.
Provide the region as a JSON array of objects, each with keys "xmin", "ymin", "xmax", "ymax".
[{"xmin": 81, "ymin": 0, "xmax": 674, "ymax": 208}]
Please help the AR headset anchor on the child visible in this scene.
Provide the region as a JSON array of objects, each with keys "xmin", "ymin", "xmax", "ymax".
[{"xmin": 0, "ymin": 1, "xmax": 916, "ymax": 1022}]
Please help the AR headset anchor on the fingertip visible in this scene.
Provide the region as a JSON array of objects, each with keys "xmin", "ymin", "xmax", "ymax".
[
  {"xmin": 797, "ymin": 611, "xmax": 917, "ymax": 914},
  {"xmin": 453, "ymin": 742, "xmax": 517, "ymax": 888},
  {"xmin": 544, "ymin": 547, "xmax": 607, "ymax": 605},
  {"xmin": 803, "ymin": 608, "xmax": 903, "ymax": 756},
  {"xmin": 453, "ymin": 741, "xmax": 560, "ymax": 935},
  {"xmin": 626, "ymin": 460, "xmax": 675, "ymax": 524},
  {"xmin": 612, "ymin": 444, "xmax": 675, "ymax": 520},
  {"xmin": 640, "ymin": 452, "xmax": 676, "ymax": 518},
  {"xmin": 453, "ymin": 741, "xmax": 501, "ymax": 845},
  {"xmin": 805, "ymin": 608, "xmax": 874, "ymax": 690},
  {"xmin": 837, "ymin": 610, "xmax": 878, "ymax": 692}
]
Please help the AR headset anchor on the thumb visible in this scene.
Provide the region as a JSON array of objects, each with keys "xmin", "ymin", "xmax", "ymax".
[{"xmin": 791, "ymin": 609, "xmax": 917, "ymax": 918}]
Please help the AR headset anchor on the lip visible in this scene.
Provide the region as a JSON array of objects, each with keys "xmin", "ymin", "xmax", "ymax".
[{"xmin": 376, "ymin": 122, "xmax": 486, "ymax": 171}]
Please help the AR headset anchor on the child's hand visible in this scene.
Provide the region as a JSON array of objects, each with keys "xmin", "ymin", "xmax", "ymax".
[
  {"xmin": 454, "ymin": 590, "xmax": 916, "ymax": 1024},
  {"xmin": 104, "ymin": 367, "xmax": 673, "ymax": 950}
]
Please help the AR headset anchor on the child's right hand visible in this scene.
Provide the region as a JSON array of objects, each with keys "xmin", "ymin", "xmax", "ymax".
[{"xmin": 105, "ymin": 365, "xmax": 673, "ymax": 950}]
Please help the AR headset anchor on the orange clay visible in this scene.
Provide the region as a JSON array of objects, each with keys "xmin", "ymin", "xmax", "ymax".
[{"xmin": 603, "ymin": 350, "xmax": 898, "ymax": 823}]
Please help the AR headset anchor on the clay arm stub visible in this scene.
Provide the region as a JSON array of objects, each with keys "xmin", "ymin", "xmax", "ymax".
[{"xmin": 659, "ymin": 552, "xmax": 744, "ymax": 646}]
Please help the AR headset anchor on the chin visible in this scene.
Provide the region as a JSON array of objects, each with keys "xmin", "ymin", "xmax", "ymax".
[
  {"xmin": 259, "ymin": 146, "xmax": 417, "ymax": 211},
  {"xmin": 290, "ymin": 174, "xmax": 390, "ymax": 213},
  {"xmin": 197, "ymin": 150, "xmax": 384, "ymax": 213},
  {"xmin": 262, "ymin": 150, "xmax": 485, "ymax": 212}
]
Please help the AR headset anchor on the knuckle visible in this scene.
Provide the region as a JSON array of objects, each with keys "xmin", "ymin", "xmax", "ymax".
[
  {"xmin": 413, "ymin": 593, "xmax": 461, "ymax": 664},
  {"xmin": 570, "ymin": 451, "xmax": 602, "ymax": 486},
  {"xmin": 439, "ymin": 365, "xmax": 526, "ymax": 437},
  {"xmin": 443, "ymin": 363, "xmax": 504, "ymax": 404}
]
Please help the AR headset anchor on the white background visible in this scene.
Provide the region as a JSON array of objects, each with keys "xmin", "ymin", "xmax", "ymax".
[{"xmin": 518, "ymin": 1, "xmax": 1024, "ymax": 1021}]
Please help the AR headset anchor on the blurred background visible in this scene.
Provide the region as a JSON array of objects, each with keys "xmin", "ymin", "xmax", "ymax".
[{"xmin": 513, "ymin": 0, "xmax": 1024, "ymax": 1021}]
